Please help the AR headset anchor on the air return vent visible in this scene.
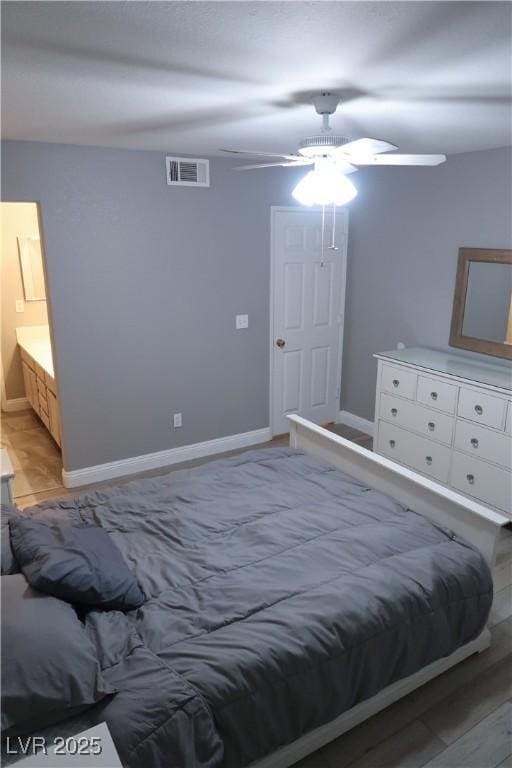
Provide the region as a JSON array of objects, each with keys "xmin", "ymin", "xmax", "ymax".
[{"xmin": 166, "ymin": 157, "xmax": 210, "ymax": 187}]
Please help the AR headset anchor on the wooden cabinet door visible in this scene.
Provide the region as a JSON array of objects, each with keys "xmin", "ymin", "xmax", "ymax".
[
  {"xmin": 47, "ymin": 389, "xmax": 61, "ymax": 446},
  {"xmin": 21, "ymin": 361, "xmax": 34, "ymax": 407},
  {"xmin": 29, "ymin": 367, "xmax": 39, "ymax": 413},
  {"xmin": 23, "ymin": 362, "xmax": 39, "ymax": 412}
]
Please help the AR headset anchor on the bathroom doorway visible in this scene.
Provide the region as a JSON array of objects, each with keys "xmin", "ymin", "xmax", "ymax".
[{"xmin": 0, "ymin": 201, "xmax": 63, "ymax": 504}]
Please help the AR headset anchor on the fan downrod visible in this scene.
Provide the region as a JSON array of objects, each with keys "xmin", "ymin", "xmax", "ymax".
[{"xmin": 311, "ymin": 92, "xmax": 341, "ymax": 132}]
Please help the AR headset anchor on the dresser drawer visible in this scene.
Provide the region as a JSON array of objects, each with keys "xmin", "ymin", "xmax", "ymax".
[
  {"xmin": 33, "ymin": 360, "xmax": 46, "ymax": 381},
  {"xmin": 454, "ymin": 421, "xmax": 512, "ymax": 470},
  {"xmin": 379, "ymin": 393, "xmax": 454, "ymax": 445},
  {"xmin": 20, "ymin": 348, "xmax": 34, "ymax": 368},
  {"xmin": 377, "ymin": 421, "xmax": 451, "ymax": 483},
  {"xmin": 450, "ymin": 452, "xmax": 511, "ymax": 513},
  {"xmin": 457, "ymin": 388, "xmax": 507, "ymax": 430},
  {"xmin": 505, "ymin": 402, "xmax": 512, "ymax": 435},
  {"xmin": 38, "ymin": 389, "xmax": 48, "ymax": 414},
  {"xmin": 39, "ymin": 407, "xmax": 50, "ymax": 430},
  {"xmin": 45, "ymin": 372, "xmax": 57, "ymax": 395},
  {"xmin": 381, "ymin": 364, "xmax": 417, "ymax": 400},
  {"xmin": 417, "ymin": 375, "xmax": 457, "ymax": 414}
]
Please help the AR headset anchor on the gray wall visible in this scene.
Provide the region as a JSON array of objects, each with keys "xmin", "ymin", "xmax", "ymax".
[
  {"xmin": 1, "ymin": 140, "xmax": 301, "ymax": 470},
  {"xmin": 342, "ymin": 146, "xmax": 512, "ymax": 420},
  {"xmin": 2, "ymin": 140, "xmax": 511, "ymax": 471}
]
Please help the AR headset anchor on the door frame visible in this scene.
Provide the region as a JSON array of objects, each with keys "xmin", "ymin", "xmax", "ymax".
[
  {"xmin": 0, "ymin": 201, "xmax": 64, "ymax": 457},
  {"xmin": 0, "ymin": 201, "xmax": 47, "ymax": 412},
  {"xmin": 269, "ymin": 205, "xmax": 348, "ymax": 436}
]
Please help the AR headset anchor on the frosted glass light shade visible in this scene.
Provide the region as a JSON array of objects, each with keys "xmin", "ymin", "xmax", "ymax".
[{"xmin": 292, "ymin": 166, "xmax": 357, "ymax": 206}]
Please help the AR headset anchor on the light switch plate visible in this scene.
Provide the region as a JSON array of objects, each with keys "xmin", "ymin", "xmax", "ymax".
[
  {"xmin": 15, "ymin": 299, "xmax": 25, "ymax": 313},
  {"xmin": 173, "ymin": 413, "xmax": 182, "ymax": 428},
  {"xmin": 236, "ymin": 314, "xmax": 249, "ymax": 329}
]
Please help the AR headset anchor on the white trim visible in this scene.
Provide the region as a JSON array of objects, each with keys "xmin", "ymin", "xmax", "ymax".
[
  {"xmin": 62, "ymin": 427, "xmax": 271, "ymax": 489},
  {"xmin": 337, "ymin": 409, "xmax": 374, "ymax": 437},
  {"xmin": 1, "ymin": 396, "xmax": 30, "ymax": 413},
  {"xmin": 269, "ymin": 206, "xmax": 348, "ymax": 436},
  {"xmin": 250, "ymin": 629, "xmax": 490, "ymax": 768}
]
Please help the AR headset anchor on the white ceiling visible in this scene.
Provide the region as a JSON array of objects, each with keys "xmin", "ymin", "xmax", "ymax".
[{"xmin": 1, "ymin": 1, "xmax": 511, "ymax": 156}]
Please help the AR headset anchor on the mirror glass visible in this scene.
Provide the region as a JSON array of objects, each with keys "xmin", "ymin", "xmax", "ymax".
[
  {"xmin": 462, "ymin": 262, "xmax": 512, "ymax": 345},
  {"xmin": 17, "ymin": 236, "xmax": 46, "ymax": 301}
]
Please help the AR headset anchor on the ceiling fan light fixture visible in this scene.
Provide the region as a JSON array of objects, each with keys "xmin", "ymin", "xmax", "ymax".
[{"xmin": 292, "ymin": 165, "xmax": 357, "ymax": 207}]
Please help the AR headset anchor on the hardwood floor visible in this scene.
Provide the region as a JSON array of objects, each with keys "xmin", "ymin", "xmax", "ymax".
[
  {"xmin": 1, "ymin": 409, "xmax": 62, "ymax": 502},
  {"xmin": 2, "ymin": 411, "xmax": 510, "ymax": 767}
]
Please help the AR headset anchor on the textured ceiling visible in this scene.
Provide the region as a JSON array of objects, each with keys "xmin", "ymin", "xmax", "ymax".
[{"xmin": 1, "ymin": 1, "xmax": 511, "ymax": 156}]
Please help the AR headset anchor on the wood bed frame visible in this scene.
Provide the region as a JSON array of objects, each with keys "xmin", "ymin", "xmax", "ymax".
[{"xmin": 250, "ymin": 415, "xmax": 509, "ymax": 768}]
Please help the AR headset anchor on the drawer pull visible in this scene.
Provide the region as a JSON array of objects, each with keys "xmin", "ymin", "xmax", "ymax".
[
  {"xmin": 466, "ymin": 473, "xmax": 475, "ymax": 485},
  {"xmin": 425, "ymin": 455, "xmax": 433, "ymax": 465},
  {"xmin": 474, "ymin": 404, "xmax": 483, "ymax": 415},
  {"xmin": 470, "ymin": 438, "xmax": 479, "ymax": 448},
  {"xmin": 389, "ymin": 439, "xmax": 396, "ymax": 448},
  {"xmin": 392, "ymin": 379, "xmax": 400, "ymax": 388},
  {"xmin": 391, "ymin": 408, "xmax": 398, "ymax": 416},
  {"xmin": 427, "ymin": 422, "xmax": 435, "ymax": 431},
  {"xmin": 430, "ymin": 391, "xmax": 438, "ymax": 401}
]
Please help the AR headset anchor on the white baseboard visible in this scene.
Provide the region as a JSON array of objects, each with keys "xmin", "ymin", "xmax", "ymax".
[
  {"xmin": 62, "ymin": 426, "xmax": 272, "ymax": 489},
  {"xmin": 1, "ymin": 397, "xmax": 30, "ymax": 413},
  {"xmin": 336, "ymin": 410, "xmax": 374, "ymax": 437}
]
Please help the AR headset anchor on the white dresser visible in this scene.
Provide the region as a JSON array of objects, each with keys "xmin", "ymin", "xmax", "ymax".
[{"xmin": 374, "ymin": 348, "xmax": 512, "ymax": 518}]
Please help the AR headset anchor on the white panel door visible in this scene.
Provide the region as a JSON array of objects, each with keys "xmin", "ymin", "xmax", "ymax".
[{"xmin": 271, "ymin": 208, "xmax": 347, "ymax": 435}]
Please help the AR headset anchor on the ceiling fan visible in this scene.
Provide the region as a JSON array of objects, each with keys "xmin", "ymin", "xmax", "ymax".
[
  {"xmin": 220, "ymin": 92, "xmax": 446, "ymax": 207},
  {"xmin": 220, "ymin": 91, "xmax": 446, "ymax": 173}
]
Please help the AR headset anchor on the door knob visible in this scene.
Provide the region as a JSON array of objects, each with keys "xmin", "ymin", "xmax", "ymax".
[{"xmin": 276, "ymin": 338, "xmax": 286, "ymax": 348}]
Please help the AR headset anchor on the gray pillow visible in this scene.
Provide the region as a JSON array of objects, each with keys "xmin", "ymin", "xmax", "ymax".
[
  {"xmin": 1, "ymin": 574, "xmax": 114, "ymax": 734},
  {"xmin": 9, "ymin": 517, "xmax": 145, "ymax": 611},
  {"xmin": 1, "ymin": 503, "xmax": 20, "ymax": 575}
]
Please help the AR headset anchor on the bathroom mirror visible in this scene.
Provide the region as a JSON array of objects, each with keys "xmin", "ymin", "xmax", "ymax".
[
  {"xmin": 17, "ymin": 236, "xmax": 46, "ymax": 301},
  {"xmin": 449, "ymin": 248, "xmax": 512, "ymax": 360}
]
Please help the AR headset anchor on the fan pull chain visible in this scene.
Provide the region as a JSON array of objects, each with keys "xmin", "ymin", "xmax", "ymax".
[
  {"xmin": 320, "ymin": 204, "xmax": 326, "ymax": 267},
  {"xmin": 329, "ymin": 204, "xmax": 339, "ymax": 251}
]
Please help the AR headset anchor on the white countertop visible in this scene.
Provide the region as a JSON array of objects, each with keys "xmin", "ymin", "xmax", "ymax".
[{"xmin": 16, "ymin": 325, "xmax": 55, "ymax": 379}]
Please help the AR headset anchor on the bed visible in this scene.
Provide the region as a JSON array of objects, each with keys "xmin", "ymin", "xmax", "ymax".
[{"xmin": 1, "ymin": 415, "xmax": 507, "ymax": 768}]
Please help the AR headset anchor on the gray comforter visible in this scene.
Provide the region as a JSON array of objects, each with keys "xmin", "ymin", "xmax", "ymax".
[{"xmin": 16, "ymin": 447, "xmax": 493, "ymax": 767}]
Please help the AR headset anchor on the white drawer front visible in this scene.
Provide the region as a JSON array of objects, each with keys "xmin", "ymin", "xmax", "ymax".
[
  {"xmin": 377, "ymin": 421, "xmax": 451, "ymax": 483},
  {"xmin": 457, "ymin": 388, "xmax": 507, "ymax": 430},
  {"xmin": 505, "ymin": 402, "xmax": 512, "ymax": 436},
  {"xmin": 454, "ymin": 421, "xmax": 512, "ymax": 470},
  {"xmin": 417, "ymin": 375, "xmax": 457, "ymax": 414},
  {"xmin": 450, "ymin": 452, "xmax": 511, "ymax": 513},
  {"xmin": 379, "ymin": 393, "xmax": 454, "ymax": 445},
  {"xmin": 381, "ymin": 364, "xmax": 417, "ymax": 400}
]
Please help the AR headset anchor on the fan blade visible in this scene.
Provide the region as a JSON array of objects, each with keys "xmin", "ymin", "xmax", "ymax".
[
  {"xmin": 339, "ymin": 138, "xmax": 398, "ymax": 157},
  {"xmin": 233, "ymin": 160, "xmax": 313, "ymax": 170},
  {"xmin": 353, "ymin": 154, "xmax": 446, "ymax": 166},
  {"xmin": 220, "ymin": 148, "xmax": 301, "ymax": 161},
  {"xmin": 333, "ymin": 160, "xmax": 359, "ymax": 175}
]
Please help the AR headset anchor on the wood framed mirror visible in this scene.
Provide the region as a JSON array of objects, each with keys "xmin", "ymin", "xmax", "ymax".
[{"xmin": 449, "ymin": 248, "xmax": 512, "ymax": 360}]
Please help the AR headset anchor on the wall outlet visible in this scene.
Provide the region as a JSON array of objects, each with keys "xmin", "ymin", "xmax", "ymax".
[
  {"xmin": 173, "ymin": 413, "xmax": 182, "ymax": 428},
  {"xmin": 236, "ymin": 314, "xmax": 249, "ymax": 329},
  {"xmin": 15, "ymin": 299, "xmax": 25, "ymax": 313}
]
